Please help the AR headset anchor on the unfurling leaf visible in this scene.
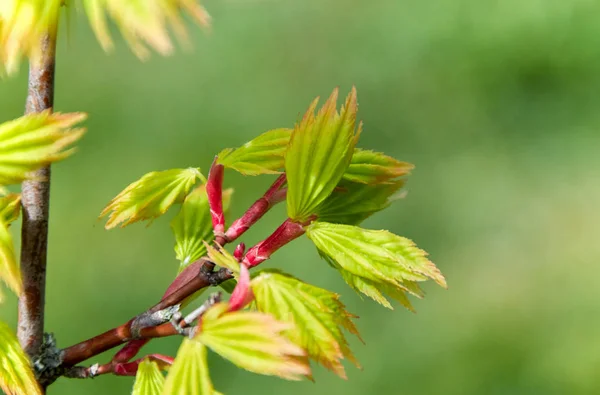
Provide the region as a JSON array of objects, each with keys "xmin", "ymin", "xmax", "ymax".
[
  {"xmin": 0, "ymin": 193, "xmax": 20, "ymax": 225},
  {"xmin": 82, "ymin": 0, "xmax": 210, "ymax": 60},
  {"xmin": 205, "ymin": 242, "xmax": 239, "ymax": 274},
  {"xmin": 0, "ymin": 0, "xmax": 61, "ymax": 75},
  {"xmin": 163, "ymin": 338, "xmax": 219, "ymax": 395},
  {"xmin": 197, "ymin": 303, "xmax": 310, "ymax": 380},
  {"xmin": 131, "ymin": 358, "xmax": 164, "ymax": 395},
  {"xmin": 0, "ymin": 219, "xmax": 20, "ymax": 297},
  {"xmin": 101, "ymin": 168, "xmax": 203, "ymax": 229},
  {"xmin": 228, "ymin": 263, "xmax": 253, "ymax": 311},
  {"xmin": 315, "ymin": 179, "xmax": 405, "ymax": 225},
  {"xmin": 0, "ymin": 111, "xmax": 86, "ymax": 185},
  {"xmin": 306, "ymin": 222, "xmax": 446, "ymax": 309},
  {"xmin": 218, "ymin": 129, "xmax": 292, "ymax": 175},
  {"xmin": 251, "ymin": 270, "xmax": 361, "ymax": 378},
  {"xmin": 0, "ymin": 321, "xmax": 42, "ymax": 395},
  {"xmin": 171, "ymin": 185, "xmax": 232, "ymax": 271},
  {"xmin": 344, "ymin": 149, "xmax": 413, "ymax": 184},
  {"xmin": 285, "ymin": 87, "xmax": 361, "ymax": 222}
]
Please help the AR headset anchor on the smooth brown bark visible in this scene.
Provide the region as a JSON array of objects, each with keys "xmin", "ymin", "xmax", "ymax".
[{"xmin": 18, "ymin": 34, "xmax": 57, "ymax": 365}]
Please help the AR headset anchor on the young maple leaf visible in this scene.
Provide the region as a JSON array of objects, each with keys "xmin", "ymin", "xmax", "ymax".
[
  {"xmin": 0, "ymin": 0, "xmax": 62, "ymax": 75},
  {"xmin": 0, "ymin": 321, "xmax": 41, "ymax": 395},
  {"xmin": 0, "ymin": 111, "xmax": 86, "ymax": 185},
  {"xmin": 197, "ymin": 303, "xmax": 311, "ymax": 380},
  {"xmin": 82, "ymin": 0, "xmax": 210, "ymax": 59},
  {"xmin": 163, "ymin": 338, "xmax": 220, "ymax": 395},
  {"xmin": 100, "ymin": 168, "xmax": 203, "ymax": 229},
  {"xmin": 285, "ymin": 87, "xmax": 362, "ymax": 223},
  {"xmin": 251, "ymin": 270, "xmax": 361, "ymax": 378},
  {"xmin": 131, "ymin": 358, "xmax": 165, "ymax": 395},
  {"xmin": 307, "ymin": 222, "xmax": 446, "ymax": 310}
]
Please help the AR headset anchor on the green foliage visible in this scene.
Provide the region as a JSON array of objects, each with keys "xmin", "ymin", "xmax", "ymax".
[
  {"xmin": 218, "ymin": 128, "xmax": 292, "ymax": 175},
  {"xmin": 0, "ymin": 218, "xmax": 19, "ymax": 298},
  {"xmin": 163, "ymin": 338, "xmax": 220, "ymax": 395},
  {"xmin": 343, "ymin": 149, "xmax": 414, "ymax": 184},
  {"xmin": 0, "ymin": 321, "xmax": 41, "ymax": 395},
  {"xmin": 0, "ymin": 111, "xmax": 86, "ymax": 185},
  {"xmin": 0, "ymin": 0, "xmax": 62, "ymax": 75},
  {"xmin": 306, "ymin": 222, "xmax": 446, "ymax": 310},
  {"xmin": 315, "ymin": 179, "xmax": 405, "ymax": 225},
  {"xmin": 131, "ymin": 358, "xmax": 164, "ymax": 395},
  {"xmin": 0, "ymin": 193, "xmax": 20, "ymax": 225},
  {"xmin": 251, "ymin": 270, "xmax": 360, "ymax": 378},
  {"xmin": 82, "ymin": 0, "xmax": 210, "ymax": 59},
  {"xmin": 197, "ymin": 303, "xmax": 310, "ymax": 380},
  {"xmin": 171, "ymin": 185, "xmax": 232, "ymax": 271},
  {"xmin": 101, "ymin": 168, "xmax": 203, "ymax": 229},
  {"xmin": 205, "ymin": 243, "xmax": 240, "ymax": 275},
  {"xmin": 285, "ymin": 88, "xmax": 361, "ymax": 222}
]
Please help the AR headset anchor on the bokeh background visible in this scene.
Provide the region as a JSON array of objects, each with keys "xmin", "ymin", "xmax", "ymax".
[{"xmin": 2, "ymin": 0, "xmax": 600, "ymax": 394}]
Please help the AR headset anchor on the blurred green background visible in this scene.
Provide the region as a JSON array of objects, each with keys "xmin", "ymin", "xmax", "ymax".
[{"xmin": 2, "ymin": 0, "xmax": 600, "ymax": 394}]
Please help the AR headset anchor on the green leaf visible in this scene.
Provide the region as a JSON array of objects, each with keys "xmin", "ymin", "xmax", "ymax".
[
  {"xmin": 0, "ymin": 321, "xmax": 41, "ymax": 395},
  {"xmin": 0, "ymin": 0, "xmax": 62, "ymax": 75},
  {"xmin": 101, "ymin": 168, "xmax": 204, "ymax": 229},
  {"xmin": 251, "ymin": 270, "xmax": 361, "ymax": 378},
  {"xmin": 218, "ymin": 129, "xmax": 292, "ymax": 175},
  {"xmin": 197, "ymin": 303, "xmax": 311, "ymax": 380},
  {"xmin": 163, "ymin": 338, "xmax": 219, "ymax": 395},
  {"xmin": 285, "ymin": 88, "xmax": 361, "ymax": 222},
  {"xmin": 205, "ymin": 243, "xmax": 240, "ymax": 275},
  {"xmin": 315, "ymin": 179, "xmax": 405, "ymax": 225},
  {"xmin": 171, "ymin": 185, "xmax": 232, "ymax": 271},
  {"xmin": 219, "ymin": 278, "xmax": 237, "ymax": 294},
  {"xmin": 0, "ymin": 193, "xmax": 20, "ymax": 225},
  {"xmin": 343, "ymin": 149, "xmax": 414, "ymax": 184},
  {"xmin": 306, "ymin": 222, "xmax": 446, "ymax": 308},
  {"xmin": 131, "ymin": 358, "xmax": 164, "ymax": 395},
  {"xmin": 338, "ymin": 267, "xmax": 418, "ymax": 312},
  {"xmin": 0, "ymin": 218, "xmax": 20, "ymax": 298},
  {"xmin": 82, "ymin": 0, "xmax": 210, "ymax": 60},
  {"xmin": 0, "ymin": 111, "xmax": 86, "ymax": 185}
]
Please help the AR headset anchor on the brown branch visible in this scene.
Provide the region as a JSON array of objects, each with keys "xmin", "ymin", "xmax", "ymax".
[
  {"xmin": 18, "ymin": 31, "xmax": 57, "ymax": 370},
  {"xmin": 60, "ymin": 264, "xmax": 232, "ymax": 367}
]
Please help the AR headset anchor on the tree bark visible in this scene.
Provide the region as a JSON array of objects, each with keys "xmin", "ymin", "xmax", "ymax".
[{"xmin": 17, "ymin": 33, "xmax": 57, "ymax": 386}]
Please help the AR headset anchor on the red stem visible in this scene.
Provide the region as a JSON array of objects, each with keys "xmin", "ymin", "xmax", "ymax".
[
  {"xmin": 243, "ymin": 218, "xmax": 306, "ymax": 267},
  {"xmin": 224, "ymin": 174, "xmax": 287, "ymax": 242},
  {"xmin": 206, "ymin": 159, "xmax": 225, "ymax": 234}
]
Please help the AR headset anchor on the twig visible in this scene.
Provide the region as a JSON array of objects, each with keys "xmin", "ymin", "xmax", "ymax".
[{"xmin": 18, "ymin": 30, "xmax": 57, "ymax": 377}]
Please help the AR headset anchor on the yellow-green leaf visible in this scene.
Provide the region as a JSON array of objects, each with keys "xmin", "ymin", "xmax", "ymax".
[
  {"xmin": 197, "ymin": 303, "xmax": 310, "ymax": 380},
  {"xmin": 171, "ymin": 185, "xmax": 232, "ymax": 271},
  {"xmin": 101, "ymin": 168, "xmax": 203, "ymax": 229},
  {"xmin": 0, "ymin": 193, "xmax": 20, "ymax": 225},
  {"xmin": 344, "ymin": 149, "xmax": 414, "ymax": 184},
  {"xmin": 285, "ymin": 87, "xmax": 361, "ymax": 222},
  {"xmin": 132, "ymin": 358, "xmax": 164, "ymax": 395},
  {"xmin": 82, "ymin": 0, "xmax": 210, "ymax": 60},
  {"xmin": 306, "ymin": 222, "xmax": 446, "ymax": 302},
  {"xmin": 0, "ymin": 218, "xmax": 20, "ymax": 296},
  {"xmin": 338, "ymin": 267, "xmax": 420, "ymax": 312},
  {"xmin": 251, "ymin": 270, "xmax": 360, "ymax": 378},
  {"xmin": 0, "ymin": 0, "xmax": 62, "ymax": 75},
  {"xmin": 205, "ymin": 242, "xmax": 239, "ymax": 275},
  {"xmin": 0, "ymin": 321, "xmax": 42, "ymax": 395},
  {"xmin": 163, "ymin": 338, "xmax": 218, "ymax": 395},
  {"xmin": 218, "ymin": 128, "xmax": 292, "ymax": 175},
  {"xmin": 315, "ymin": 179, "xmax": 405, "ymax": 225},
  {"xmin": 0, "ymin": 111, "xmax": 86, "ymax": 185}
]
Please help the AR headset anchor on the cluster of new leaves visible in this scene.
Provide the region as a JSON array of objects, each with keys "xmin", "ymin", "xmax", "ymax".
[
  {"xmin": 0, "ymin": 110, "xmax": 86, "ymax": 393},
  {"xmin": 96, "ymin": 87, "xmax": 446, "ymax": 394},
  {"xmin": 0, "ymin": 0, "xmax": 209, "ymax": 75}
]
